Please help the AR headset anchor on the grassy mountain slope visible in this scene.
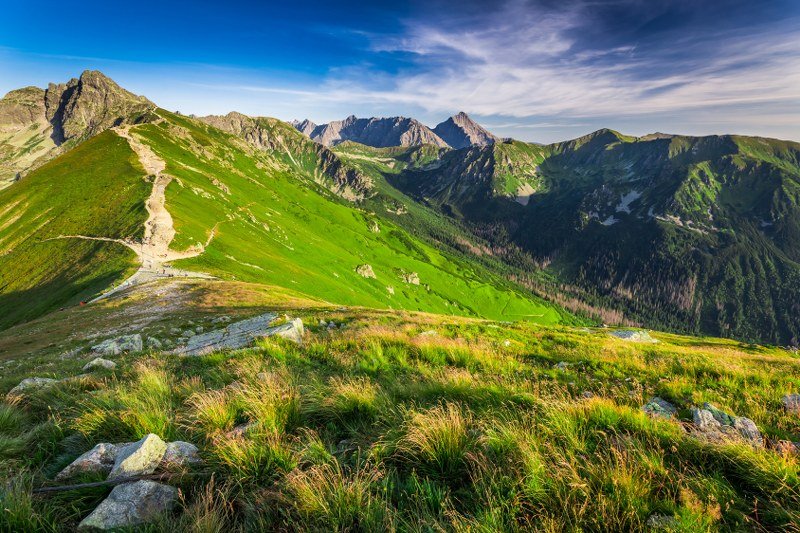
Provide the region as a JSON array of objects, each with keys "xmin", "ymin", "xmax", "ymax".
[
  {"xmin": 390, "ymin": 131, "xmax": 800, "ymax": 344},
  {"xmin": 130, "ymin": 110, "xmax": 564, "ymax": 323},
  {"xmin": 0, "ymin": 286, "xmax": 798, "ymax": 530},
  {"xmin": 0, "ymin": 102, "xmax": 568, "ymax": 331},
  {"xmin": 0, "ymin": 131, "xmax": 147, "ymax": 329}
]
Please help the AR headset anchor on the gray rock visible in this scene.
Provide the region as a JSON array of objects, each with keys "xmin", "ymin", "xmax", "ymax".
[
  {"xmin": 642, "ymin": 397, "xmax": 677, "ymax": 419},
  {"xmin": 609, "ymin": 330, "xmax": 658, "ymax": 343},
  {"xmin": 182, "ymin": 329, "xmax": 196, "ymax": 338},
  {"xmin": 169, "ymin": 327, "xmax": 181, "ymax": 335},
  {"xmin": 195, "ymin": 326, "xmax": 204, "ymax": 333},
  {"xmin": 108, "ymin": 434, "xmax": 167, "ymax": 480},
  {"xmin": 554, "ymin": 361, "xmax": 570, "ymax": 371},
  {"xmin": 9, "ymin": 377, "xmax": 57, "ymax": 395},
  {"xmin": 733, "ymin": 416, "xmax": 764, "ymax": 447},
  {"xmin": 146, "ymin": 337, "xmax": 163, "ymax": 350},
  {"xmin": 160, "ymin": 441, "xmax": 201, "ymax": 468},
  {"xmin": 211, "ymin": 315, "xmax": 231, "ymax": 324},
  {"xmin": 55, "ymin": 443, "xmax": 120, "ymax": 481},
  {"xmin": 702, "ymin": 402, "xmax": 736, "ymax": 426},
  {"xmin": 82, "ymin": 358, "xmax": 117, "ymax": 372},
  {"xmin": 174, "ymin": 313, "xmax": 306, "ymax": 356},
  {"xmin": 226, "ymin": 422, "xmax": 256, "ymax": 439},
  {"xmin": 692, "ymin": 408, "xmax": 722, "ymax": 431},
  {"xmin": 91, "ymin": 334, "xmax": 143, "ymax": 356},
  {"xmin": 432, "ymin": 112, "xmax": 498, "ymax": 149},
  {"xmin": 77, "ymin": 480, "xmax": 177, "ymax": 530},
  {"xmin": 782, "ymin": 394, "xmax": 800, "ymax": 415},
  {"xmin": 401, "ymin": 271, "xmax": 420, "ymax": 285}
]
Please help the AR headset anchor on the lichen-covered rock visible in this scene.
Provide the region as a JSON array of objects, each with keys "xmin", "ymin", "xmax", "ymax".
[
  {"xmin": 82, "ymin": 358, "xmax": 117, "ymax": 372},
  {"xmin": 8, "ymin": 377, "xmax": 57, "ymax": 395},
  {"xmin": 55, "ymin": 443, "xmax": 120, "ymax": 481},
  {"xmin": 356, "ymin": 264, "xmax": 376, "ymax": 278},
  {"xmin": 77, "ymin": 480, "xmax": 177, "ymax": 530},
  {"xmin": 782, "ymin": 394, "xmax": 800, "ymax": 415},
  {"xmin": 642, "ymin": 397, "xmax": 677, "ymax": 419},
  {"xmin": 146, "ymin": 337, "xmax": 163, "ymax": 350},
  {"xmin": 691, "ymin": 405, "xmax": 763, "ymax": 446},
  {"xmin": 160, "ymin": 441, "xmax": 201, "ymax": 468},
  {"xmin": 91, "ymin": 334, "xmax": 143, "ymax": 356},
  {"xmin": 733, "ymin": 416, "xmax": 763, "ymax": 447},
  {"xmin": 108, "ymin": 434, "xmax": 167, "ymax": 480},
  {"xmin": 701, "ymin": 402, "xmax": 735, "ymax": 426}
]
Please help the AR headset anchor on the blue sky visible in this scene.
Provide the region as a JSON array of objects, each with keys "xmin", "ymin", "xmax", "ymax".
[{"xmin": 1, "ymin": 0, "xmax": 798, "ymax": 143}]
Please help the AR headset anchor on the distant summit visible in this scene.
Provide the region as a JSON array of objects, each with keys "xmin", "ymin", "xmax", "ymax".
[
  {"xmin": 292, "ymin": 112, "xmax": 499, "ymax": 150},
  {"xmin": 433, "ymin": 111, "xmax": 498, "ymax": 149},
  {"xmin": 296, "ymin": 115, "xmax": 449, "ymax": 148}
]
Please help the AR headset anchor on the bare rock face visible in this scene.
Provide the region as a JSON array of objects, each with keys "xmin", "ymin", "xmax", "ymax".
[
  {"xmin": 45, "ymin": 70, "xmax": 154, "ymax": 145},
  {"xmin": 291, "ymin": 118, "xmax": 317, "ymax": 136},
  {"xmin": 265, "ymin": 318, "xmax": 305, "ymax": 344},
  {"xmin": 303, "ymin": 115, "xmax": 449, "ymax": 148},
  {"xmin": 433, "ymin": 112, "xmax": 498, "ymax": 149},
  {"xmin": 55, "ymin": 443, "xmax": 121, "ymax": 481},
  {"xmin": 77, "ymin": 480, "xmax": 177, "ymax": 530},
  {"xmin": 108, "ymin": 434, "xmax": 167, "ymax": 480},
  {"xmin": 0, "ymin": 87, "xmax": 46, "ymax": 129}
]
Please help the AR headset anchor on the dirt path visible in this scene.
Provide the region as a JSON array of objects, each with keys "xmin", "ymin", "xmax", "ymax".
[{"xmin": 52, "ymin": 127, "xmax": 216, "ymax": 302}]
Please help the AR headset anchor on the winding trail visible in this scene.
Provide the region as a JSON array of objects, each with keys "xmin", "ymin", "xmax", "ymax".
[{"xmin": 51, "ymin": 127, "xmax": 216, "ymax": 302}]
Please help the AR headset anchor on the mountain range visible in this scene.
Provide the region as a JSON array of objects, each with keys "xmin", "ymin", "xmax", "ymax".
[{"xmin": 2, "ymin": 70, "xmax": 800, "ymax": 345}]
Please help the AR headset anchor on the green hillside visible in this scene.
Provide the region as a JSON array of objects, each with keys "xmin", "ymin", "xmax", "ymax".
[
  {"xmin": 390, "ymin": 131, "xmax": 800, "ymax": 344},
  {"xmin": 0, "ymin": 109, "xmax": 569, "ymax": 331}
]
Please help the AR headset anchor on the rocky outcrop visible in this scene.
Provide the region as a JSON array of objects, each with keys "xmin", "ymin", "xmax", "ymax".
[
  {"xmin": 0, "ymin": 87, "xmax": 46, "ymax": 130},
  {"xmin": 161, "ymin": 441, "xmax": 202, "ymax": 468},
  {"xmin": 291, "ymin": 118, "xmax": 317, "ymax": 136},
  {"xmin": 610, "ymin": 330, "xmax": 658, "ymax": 343},
  {"xmin": 172, "ymin": 313, "xmax": 304, "ymax": 356},
  {"xmin": 301, "ymin": 115, "xmax": 449, "ymax": 148},
  {"xmin": 108, "ymin": 434, "xmax": 168, "ymax": 480},
  {"xmin": 44, "ymin": 70, "xmax": 154, "ymax": 145},
  {"xmin": 91, "ymin": 334, "xmax": 143, "ymax": 356},
  {"xmin": 433, "ymin": 112, "xmax": 498, "ymax": 149},
  {"xmin": 78, "ymin": 480, "xmax": 177, "ymax": 530},
  {"xmin": 356, "ymin": 264, "xmax": 376, "ymax": 279},
  {"xmin": 200, "ymin": 113, "xmax": 373, "ymax": 201}
]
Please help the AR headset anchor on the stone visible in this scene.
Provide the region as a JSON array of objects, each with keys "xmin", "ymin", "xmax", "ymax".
[
  {"xmin": 160, "ymin": 441, "xmax": 201, "ymax": 468},
  {"xmin": 108, "ymin": 434, "xmax": 167, "ymax": 480},
  {"xmin": 609, "ymin": 330, "xmax": 658, "ymax": 343},
  {"xmin": 581, "ymin": 391, "xmax": 594, "ymax": 399},
  {"xmin": 146, "ymin": 337, "xmax": 163, "ymax": 350},
  {"xmin": 173, "ymin": 312, "xmax": 278, "ymax": 356},
  {"xmin": 554, "ymin": 361, "xmax": 570, "ymax": 371},
  {"xmin": 8, "ymin": 377, "xmax": 57, "ymax": 395},
  {"xmin": 226, "ymin": 422, "xmax": 256, "ymax": 439},
  {"xmin": 77, "ymin": 480, "xmax": 177, "ymax": 530},
  {"xmin": 692, "ymin": 408, "xmax": 722, "ymax": 432},
  {"xmin": 269, "ymin": 318, "xmax": 304, "ymax": 344},
  {"xmin": 195, "ymin": 326, "xmax": 204, "ymax": 334},
  {"xmin": 356, "ymin": 264, "xmax": 376, "ymax": 278},
  {"xmin": 782, "ymin": 394, "xmax": 800, "ymax": 415},
  {"xmin": 701, "ymin": 403, "xmax": 736, "ymax": 426},
  {"xmin": 318, "ymin": 319, "xmax": 328, "ymax": 327},
  {"xmin": 91, "ymin": 334, "xmax": 143, "ymax": 356},
  {"xmin": 55, "ymin": 443, "xmax": 120, "ymax": 481},
  {"xmin": 211, "ymin": 315, "xmax": 231, "ymax": 324},
  {"xmin": 642, "ymin": 397, "xmax": 677, "ymax": 419},
  {"xmin": 733, "ymin": 416, "xmax": 763, "ymax": 447},
  {"xmin": 169, "ymin": 327, "xmax": 181, "ymax": 335},
  {"xmin": 82, "ymin": 358, "xmax": 117, "ymax": 372},
  {"xmin": 182, "ymin": 329, "xmax": 196, "ymax": 338}
]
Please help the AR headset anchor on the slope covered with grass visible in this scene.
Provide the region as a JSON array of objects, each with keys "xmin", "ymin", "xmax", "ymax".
[
  {"xmin": 0, "ymin": 131, "xmax": 148, "ymax": 329},
  {"xmin": 129, "ymin": 110, "xmax": 565, "ymax": 323},
  {"xmin": 1, "ymin": 305, "xmax": 798, "ymax": 530}
]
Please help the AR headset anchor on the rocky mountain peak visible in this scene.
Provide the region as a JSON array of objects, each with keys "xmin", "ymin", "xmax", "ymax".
[
  {"xmin": 433, "ymin": 112, "xmax": 498, "ymax": 149},
  {"xmin": 297, "ymin": 115, "xmax": 449, "ymax": 148}
]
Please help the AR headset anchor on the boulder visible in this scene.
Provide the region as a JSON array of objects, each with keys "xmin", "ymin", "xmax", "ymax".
[
  {"xmin": 733, "ymin": 416, "xmax": 764, "ymax": 447},
  {"xmin": 701, "ymin": 402, "xmax": 735, "ymax": 426},
  {"xmin": 646, "ymin": 513, "xmax": 678, "ymax": 530},
  {"xmin": 82, "ymin": 358, "xmax": 117, "ymax": 372},
  {"xmin": 401, "ymin": 271, "xmax": 420, "ymax": 285},
  {"xmin": 91, "ymin": 334, "xmax": 143, "ymax": 356},
  {"xmin": 146, "ymin": 337, "xmax": 163, "ymax": 350},
  {"xmin": 782, "ymin": 394, "xmax": 800, "ymax": 415},
  {"xmin": 77, "ymin": 480, "xmax": 177, "ymax": 530},
  {"xmin": 160, "ymin": 441, "xmax": 201, "ymax": 468},
  {"xmin": 173, "ymin": 312, "xmax": 277, "ymax": 356},
  {"xmin": 642, "ymin": 397, "xmax": 677, "ymax": 419},
  {"xmin": 8, "ymin": 377, "xmax": 57, "ymax": 395},
  {"xmin": 55, "ymin": 443, "xmax": 120, "ymax": 481},
  {"xmin": 108, "ymin": 434, "xmax": 167, "ymax": 480}
]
